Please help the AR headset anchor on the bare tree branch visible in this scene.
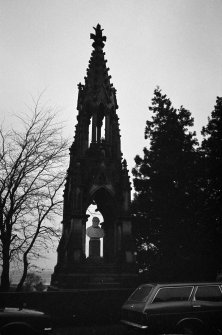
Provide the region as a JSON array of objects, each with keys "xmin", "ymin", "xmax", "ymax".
[{"xmin": 0, "ymin": 97, "xmax": 69, "ymax": 291}]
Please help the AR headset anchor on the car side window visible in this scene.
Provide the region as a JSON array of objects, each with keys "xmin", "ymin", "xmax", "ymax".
[
  {"xmin": 152, "ymin": 286, "xmax": 193, "ymax": 303},
  {"xmin": 195, "ymin": 285, "xmax": 222, "ymax": 302}
]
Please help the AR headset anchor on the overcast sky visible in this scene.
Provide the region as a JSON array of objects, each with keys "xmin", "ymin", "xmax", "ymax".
[{"xmin": 1, "ymin": 0, "xmax": 222, "ymax": 272}]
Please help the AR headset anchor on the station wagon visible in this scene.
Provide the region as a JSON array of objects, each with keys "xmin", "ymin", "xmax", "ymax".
[{"xmin": 121, "ymin": 282, "xmax": 222, "ymax": 334}]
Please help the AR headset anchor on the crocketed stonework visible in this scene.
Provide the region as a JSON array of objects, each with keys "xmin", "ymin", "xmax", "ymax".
[{"xmin": 51, "ymin": 24, "xmax": 137, "ymax": 289}]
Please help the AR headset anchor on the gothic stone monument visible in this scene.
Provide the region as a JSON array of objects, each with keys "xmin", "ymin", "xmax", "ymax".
[{"xmin": 51, "ymin": 24, "xmax": 137, "ymax": 289}]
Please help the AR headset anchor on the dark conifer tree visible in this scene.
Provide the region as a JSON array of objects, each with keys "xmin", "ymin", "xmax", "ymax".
[
  {"xmin": 132, "ymin": 87, "xmax": 202, "ymax": 281},
  {"xmin": 201, "ymin": 96, "xmax": 222, "ymax": 279}
]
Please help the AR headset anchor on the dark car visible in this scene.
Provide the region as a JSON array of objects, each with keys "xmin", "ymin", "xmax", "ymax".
[
  {"xmin": 121, "ymin": 282, "xmax": 222, "ymax": 334},
  {"xmin": 0, "ymin": 307, "xmax": 52, "ymax": 335}
]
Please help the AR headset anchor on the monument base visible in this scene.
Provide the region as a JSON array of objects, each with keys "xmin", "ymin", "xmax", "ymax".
[{"xmin": 50, "ymin": 263, "xmax": 138, "ymax": 290}]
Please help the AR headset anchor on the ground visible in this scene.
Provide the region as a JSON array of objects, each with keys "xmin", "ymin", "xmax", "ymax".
[{"xmin": 53, "ymin": 324, "xmax": 141, "ymax": 335}]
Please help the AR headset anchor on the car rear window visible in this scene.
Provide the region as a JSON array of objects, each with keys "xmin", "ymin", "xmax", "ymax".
[
  {"xmin": 152, "ymin": 286, "xmax": 193, "ymax": 303},
  {"xmin": 195, "ymin": 285, "xmax": 222, "ymax": 302},
  {"xmin": 129, "ymin": 285, "xmax": 153, "ymax": 302}
]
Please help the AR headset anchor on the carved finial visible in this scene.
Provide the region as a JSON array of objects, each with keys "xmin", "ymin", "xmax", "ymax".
[
  {"xmin": 90, "ymin": 24, "xmax": 107, "ymax": 49},
  {"xmin": 78, "ymin": 82, "xmax": 83, "ymax": 90},
  {"xmin": 122, "ymin": 159, "xmax": 127, "ymax": 170}
]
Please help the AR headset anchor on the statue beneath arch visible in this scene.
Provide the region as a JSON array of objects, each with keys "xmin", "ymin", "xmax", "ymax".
[
  {"xmin": 50, "ymin": 24, "xmax": 137, "ymax": 289},
  {"xmin": 86, "ymin": 217, "xmax": 104, "ymax": 260}
]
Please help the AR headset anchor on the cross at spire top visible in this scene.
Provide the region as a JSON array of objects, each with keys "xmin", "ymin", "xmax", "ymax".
[{"xmin": 90, "ymin": 24, "xmax": 107, "ymax": 49}]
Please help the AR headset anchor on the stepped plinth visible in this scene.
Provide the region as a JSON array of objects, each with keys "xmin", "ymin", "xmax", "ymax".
[{"xmin": 50, "ymin": 263, "xmax": 138, "ymax": 290}]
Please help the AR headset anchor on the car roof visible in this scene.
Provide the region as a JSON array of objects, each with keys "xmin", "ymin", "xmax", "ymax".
[{"xmin": 140, "ymin": 282, "xmax": 222, "ymax": 288}]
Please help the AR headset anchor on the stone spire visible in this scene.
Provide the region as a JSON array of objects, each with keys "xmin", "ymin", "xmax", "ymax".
[
  {"xmin": 77, "ymin": 23, "xmax": 118, "ymax": 112},
  {"xmin": 72, "ymin": 24, "xmax": 120, "ymax": 158}
]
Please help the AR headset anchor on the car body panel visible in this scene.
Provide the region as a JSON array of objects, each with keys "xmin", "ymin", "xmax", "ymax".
[
  {"xmin": 121, "ymin": 282, "xmax": 222, "ymax": 333},
  {"xmin": 0, "ymin": 307, "xmax": 52, "ymax": 335}
]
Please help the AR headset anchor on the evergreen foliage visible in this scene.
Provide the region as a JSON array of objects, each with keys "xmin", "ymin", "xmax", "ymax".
[
  {"xmin": 132, "ymin": 87, "xmax": 203, "ymax": 281},
  {"xmin": 201, "ymin": 97, "xmax": 222, "ymax": 278}
]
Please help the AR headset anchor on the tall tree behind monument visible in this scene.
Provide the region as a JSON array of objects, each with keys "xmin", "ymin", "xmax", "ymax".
[
  {"xmin": 132, "ymin": 87, "xmax": 203, "ymax": 281},
  {"xmin": 201, "ymin": 96, "xmax": 222, "ymax": 279}
]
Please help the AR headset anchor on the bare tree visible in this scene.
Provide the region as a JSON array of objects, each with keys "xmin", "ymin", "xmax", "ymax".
[{"xmin": 0, "ymin": 97, "xmax": 69, "ymax": 291}]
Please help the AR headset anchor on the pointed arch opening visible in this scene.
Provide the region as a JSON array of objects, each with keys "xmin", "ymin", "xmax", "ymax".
[
  {"xmin": 100, "ymin": 114, "xmax": 106, "ymax": 142},
  {"xmin": 85, "ymin": 187, "xmax": 118, "ymax": 263},
  {"xmin": 88, "ymin": 117, "xmax": 92, "ymax": 147},
  {"xmin": 97, "ymin": 104, "xmax": 106, "ymax": 143}
]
